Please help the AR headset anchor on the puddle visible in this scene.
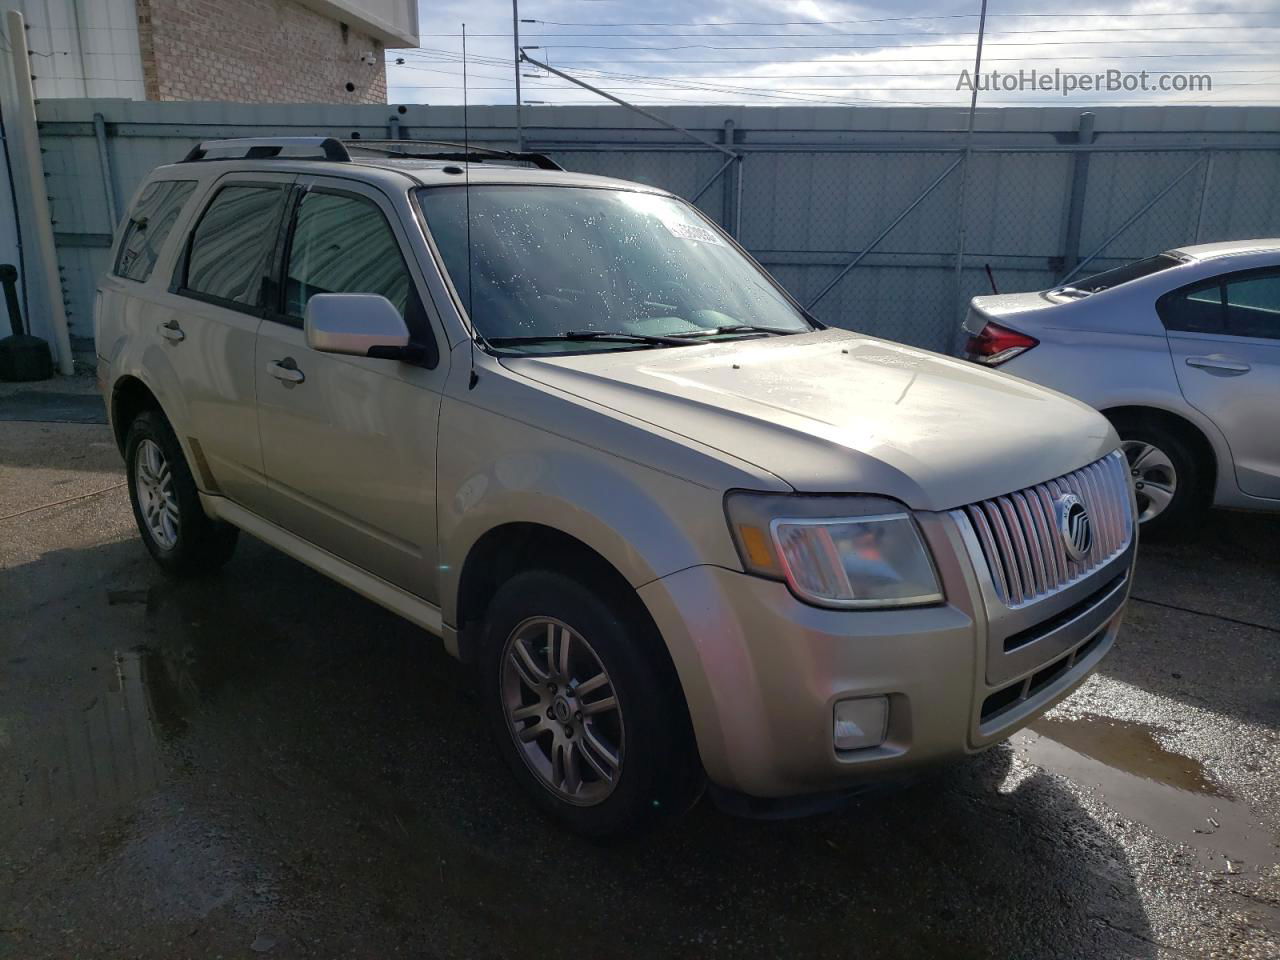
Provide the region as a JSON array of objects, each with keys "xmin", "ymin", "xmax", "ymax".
[
  {"xmin": 18, "ymin": 650, "xmax": 176, "ymax": 816},
  {"xmin": 1029, "ymin": 714, "xmax": 1223, "ymax": 797},
  {"xmin": 1016, "ymin": 713, "xmax": 1275, "ymax": 873}
]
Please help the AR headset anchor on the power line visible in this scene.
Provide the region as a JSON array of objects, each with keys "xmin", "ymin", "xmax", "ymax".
[
  {"xmin": 388, "ymin": 65, "xmax": 1280, "ymax": 79},
  {"xmin": 526, "ymin": 52, "xmax": 1275, "ymax": 62},
  {"xmin": 525, "ymin": 11, "xmax": 1280, "ymax": 27},
  {"xmin": 408, "ymin": 51, "xmax": 1280, "ymax": 65},
  {"xmin": 505, "ymin": 40, "xmax": 1278, "ymax": 50},
  {"xmin": 438, "ymin": 25, "xmax": 1280, "ymax": 38},
  {"xmin": 394, "ymin": 55, "xmax": 1273, "ymax": 109}
]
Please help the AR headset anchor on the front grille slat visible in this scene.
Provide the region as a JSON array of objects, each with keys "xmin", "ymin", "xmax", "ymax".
[
  {"xmin": 997, "ymin": 497, "xmax": 1037, "ymax": 601},
  {"xmin": 982, "ymin": 500, "xmax": 1023, "ymax": 606},
  {"xmin": 1012, "ymin": 492, "xmax": 1049, "ymax": 596},
  {"xmin": 955, "ymin": 451, "xmax": 1133, "ymax": 609},
  {"xmin": 1028, "ymin": 485, "xmax": 1064, "ymax": 588},
  {"xmin": 1083, "ymin": 464, "xmax": 1112, "ymax": 560},
  {"xmin": 1103, "ymin": 460, "xmax": 1127, "ymax": 553},
  {"xmin": 966, "ymin": 505, "xmax": 1010, "ymax": 603}
]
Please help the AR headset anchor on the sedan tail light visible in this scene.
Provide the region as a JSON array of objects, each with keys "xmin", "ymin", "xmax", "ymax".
[{"xmin": 964, "ymin": 320, "xmax": 1038, "ymax": 366}]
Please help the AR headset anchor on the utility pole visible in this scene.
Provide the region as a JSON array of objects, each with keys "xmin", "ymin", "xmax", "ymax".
[
  {"xmin": 511, "ymin": 0, "xmax": 523, "ymax": 151},
  {"xmin": 951, "ymin": 0, "xmax": 988, "ymax": 349}
]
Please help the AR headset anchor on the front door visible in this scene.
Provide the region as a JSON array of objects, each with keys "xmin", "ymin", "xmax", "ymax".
[
  {"xmin": 253, "ymin": 176, "xmax": 446, "ymax": 600},
  {"xmin": 1161, "ymin": 266, "xmax": 1280, "ymax": 500}
]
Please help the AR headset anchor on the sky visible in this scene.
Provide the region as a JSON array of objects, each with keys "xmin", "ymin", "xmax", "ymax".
[{"xmin": 385, "ymin": 0, "xmax": 1280, "ymax": 109}]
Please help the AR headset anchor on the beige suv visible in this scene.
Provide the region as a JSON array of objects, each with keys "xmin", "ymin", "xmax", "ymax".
[{"xmin": 96, "ymin": 138, "xmax": 1137, "ymax": 836}]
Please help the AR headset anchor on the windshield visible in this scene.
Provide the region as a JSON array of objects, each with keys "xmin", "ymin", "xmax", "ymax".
[
  {"xmin": 416, "ymin": 185, "xmax": 814, "ymax": 352},
  {"xmin": 1058, "ymin": 254, "xmax": 1183, "ymax": 296}
]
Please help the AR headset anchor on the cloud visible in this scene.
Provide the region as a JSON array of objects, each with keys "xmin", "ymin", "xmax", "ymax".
[{"xmin": 388, "ymin": 0, "xmax": 1280, "ymax": 108}]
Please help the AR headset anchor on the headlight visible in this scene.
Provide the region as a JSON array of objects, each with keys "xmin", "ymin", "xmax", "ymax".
[{"xmin": 724, "ymin": 492, "xmax": 943, "ymax": 609}]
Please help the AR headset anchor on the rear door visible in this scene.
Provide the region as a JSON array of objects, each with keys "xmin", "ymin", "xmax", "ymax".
[
  {"xmin": 160, "ymin": 172, "xmax": 294, "ymax": 509},
  {"xmin": 253, "ymin": 175, "xmax": 446, "ymax": 600},
  {"xmin": 1160, "ymin": 266, "xmax": 1280, "ymax": 499}
]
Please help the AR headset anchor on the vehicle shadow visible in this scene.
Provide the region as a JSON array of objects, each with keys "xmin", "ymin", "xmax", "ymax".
[{"xmin": 3, "ymin": 535, "xmax": 1159, "ymax": 959}]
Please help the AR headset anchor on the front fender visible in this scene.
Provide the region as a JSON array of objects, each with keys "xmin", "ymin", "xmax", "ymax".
[{"xmin": 436, "ymin": 400, "xmax": 744, "ymax": 630}]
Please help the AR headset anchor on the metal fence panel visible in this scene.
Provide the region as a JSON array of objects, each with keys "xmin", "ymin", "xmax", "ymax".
[{"xmin": 27, "ymin": 99, "xmax": 1280, "ymax": 356}]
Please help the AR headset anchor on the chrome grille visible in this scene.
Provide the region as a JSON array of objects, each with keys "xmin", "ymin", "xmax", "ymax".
[{"xmin": 954, "ymin": 451, "xmax": 1134, "ymax": 608}]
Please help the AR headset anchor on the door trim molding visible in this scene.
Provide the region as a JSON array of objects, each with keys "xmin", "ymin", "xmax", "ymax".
[{"xmin": 201, "ymin": 493, "xmax": 446, "ymax": 642}]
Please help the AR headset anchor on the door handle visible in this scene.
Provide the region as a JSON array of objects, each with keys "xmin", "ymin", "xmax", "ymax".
[
  {"xmin": 158, "ymin": 320, "xmax": 185, "ymax": 343},
  {"xmin": 1186, "ymin": 355, "xmax": 1250, "ymax": 375},
  {"xmin": 267, "ymin": 357, "xmax": 305, "ymax": 385}
]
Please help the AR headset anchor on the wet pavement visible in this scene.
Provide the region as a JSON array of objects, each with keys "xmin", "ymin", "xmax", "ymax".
[{"xmin": 2, "ymin": 392, "xmax": 1278, "ymax": 958}]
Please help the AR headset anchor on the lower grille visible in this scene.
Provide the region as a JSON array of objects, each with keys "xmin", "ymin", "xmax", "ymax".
[
  {"xmin": 954, "ymin": 451, "xmax": 1133, "ymax": 609},
  {"xmin": 981, "ymin": 629, "xmax": 1107, "ymax": 725}
]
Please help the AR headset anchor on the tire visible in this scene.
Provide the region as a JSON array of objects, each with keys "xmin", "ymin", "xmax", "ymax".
[
  {"xmin": 479, "ymin": 569, "xmax": 702, "ymax": 839},
  {"xmin": 1110, "ymin": 413, "xmax": 1205, "ymax": 538},
  {"xmin": 125, "ymin": 410, "xmax": 238, "ymax": 576}
]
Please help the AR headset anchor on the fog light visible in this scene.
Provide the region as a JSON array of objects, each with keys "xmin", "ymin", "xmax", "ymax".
[{"xmin": 833, "ymin": 696, "xmax": 888, "ymax": 751}]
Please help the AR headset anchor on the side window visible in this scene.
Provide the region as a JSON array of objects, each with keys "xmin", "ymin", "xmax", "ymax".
[
  {"xmin": 183, "ymin": 184, "xmax": 288, "ymax": 307},
  {"xmin": 284, "ymin": 191, "xmax": 418, "ymax": 330},
  {"xmin": 114, "ymin": 180, "xmax": 196, "ymax": 282},
  {"xmin": 1223, "ymin": 271, "xmax": 1280, "ymax": 340},
  {"xmin": 1158, "ymin": 280, "xmax": 1224, "ymax": 334}
]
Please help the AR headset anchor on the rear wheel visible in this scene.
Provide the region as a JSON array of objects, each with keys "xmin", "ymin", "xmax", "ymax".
[
  {"xmin": 125, "ymin": 410, "xmax": 238, "ymax": 575},
  {"xmin": 1110, "ymin": 414, "xmax": 1204, "ymax": 536},
  {"xmin": 479, "ymin": 569, "xmax": 701, "ymax": 838}
]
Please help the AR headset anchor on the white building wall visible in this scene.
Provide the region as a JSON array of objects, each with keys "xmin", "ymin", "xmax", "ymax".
[{"xmin": 17, "ymin": 0, "xmax": 146, "ymax": 101}]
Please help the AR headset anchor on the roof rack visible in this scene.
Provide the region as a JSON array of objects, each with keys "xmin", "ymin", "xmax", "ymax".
[
  {"xmin": 341, "ymin": 139, "xmax": 563, "ymax": 171},
  {"xmin": 177, "ymin": 136, "xmax": 563, "ymax": 172},
  {"xmin": 181, "ymin": 137, "xmax": 351, "ymax": 163}
]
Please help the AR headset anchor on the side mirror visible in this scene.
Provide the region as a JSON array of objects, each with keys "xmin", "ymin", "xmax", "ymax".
[{"xmin": 304, "ymin": 293, "xmax": 411, "ymax": 358}]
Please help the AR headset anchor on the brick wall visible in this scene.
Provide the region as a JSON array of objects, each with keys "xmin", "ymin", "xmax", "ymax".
[{"xmin": 135, "ymin": 0, "xmax": 388, "ymax": 104}]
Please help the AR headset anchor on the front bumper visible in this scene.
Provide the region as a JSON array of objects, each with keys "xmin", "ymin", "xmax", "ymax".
[{"xmin": 637, "ymin": 511, "xmax": 1134, "ymax": 799}]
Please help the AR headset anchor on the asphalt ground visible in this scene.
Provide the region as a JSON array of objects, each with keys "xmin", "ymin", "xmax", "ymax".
[{"xmin": 1, "ymin": 382, "xmax": 1277, "ymax": 959}]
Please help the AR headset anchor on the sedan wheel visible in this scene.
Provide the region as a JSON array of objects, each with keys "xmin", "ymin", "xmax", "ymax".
[
  {"xmin": 1121, "ymin": 439, "xmax": 1178, "ymax": 524},
  {"xmin": 501, "ymin": 616, "xmax": 625, "ymax": 806}
]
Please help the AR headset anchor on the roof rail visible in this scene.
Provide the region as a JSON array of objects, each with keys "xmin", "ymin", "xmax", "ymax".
[
  {"xmin": 341, "ymin": 139, "xmax": 563, "ymax": 171},
  {"xmin": 181, "ymin": 137, "xmax": 352, "ymax": 163}
]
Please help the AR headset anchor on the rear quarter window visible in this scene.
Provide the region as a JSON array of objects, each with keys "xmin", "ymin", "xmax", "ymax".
[{"xmin": 114, "ymin": 180, "xmax": 197, "ymax": 282}]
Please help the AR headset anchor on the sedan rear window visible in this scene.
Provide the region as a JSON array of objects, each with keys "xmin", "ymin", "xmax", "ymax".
[{"xmin": 1060, "ymin": 254, "xmax": 1183, "ymax": 296}]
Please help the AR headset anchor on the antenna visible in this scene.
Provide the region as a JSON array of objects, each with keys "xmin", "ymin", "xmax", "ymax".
[{"xmin": 463, "ymin": 22, "xmax": 479, "ymax": 390}]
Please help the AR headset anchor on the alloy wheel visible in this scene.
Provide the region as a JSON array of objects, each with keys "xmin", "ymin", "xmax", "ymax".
[
  {"xmin": 1121, "ymin": 439, "xmax": 1178, "ymax": 524},
  {"xmin": 501, "ymin": 616, "xmax": 625, "ymax": 806},
  {"xmin": 135, "ymin": 438, "xmax": 180, "ymax": 549}
]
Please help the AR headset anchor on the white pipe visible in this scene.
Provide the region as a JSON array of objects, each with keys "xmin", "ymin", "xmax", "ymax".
[{"xmin": 5, "ymin": 10, "xmax": 74, "ymax": 375}]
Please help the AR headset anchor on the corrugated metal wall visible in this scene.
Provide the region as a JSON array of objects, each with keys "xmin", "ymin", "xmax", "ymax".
[{"xmin": 32, "ymin": 99, "xmax": 1280, "ymax": 353}]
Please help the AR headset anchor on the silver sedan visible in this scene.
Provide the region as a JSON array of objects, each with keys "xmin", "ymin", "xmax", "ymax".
[{"xmin": 961, "ymin": 239, "xmax": 1280, "ymax": 533}]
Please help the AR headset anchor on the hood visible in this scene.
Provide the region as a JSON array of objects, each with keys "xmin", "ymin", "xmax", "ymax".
[{"xmin": 502, "ymin": 329, "xmax": 1115, "ymax": 511}]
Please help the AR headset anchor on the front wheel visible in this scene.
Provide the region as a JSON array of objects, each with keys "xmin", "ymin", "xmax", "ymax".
[{"xmin": 479, "ymin": 569, "xmax": 702, "ymax": 838}]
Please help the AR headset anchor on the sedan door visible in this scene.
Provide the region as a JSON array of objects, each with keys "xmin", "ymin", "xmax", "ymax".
[
  {"xmin": 253, "ymin": 176, "xmax": 446, "ymax": 601},
  {"xmin": 1160, "ymin": 266, "xmax": 1280, "ymax": 499}
]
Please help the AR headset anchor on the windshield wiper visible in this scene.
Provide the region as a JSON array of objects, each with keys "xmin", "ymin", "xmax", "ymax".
[
  {"xmin": 669, "ymin": 324, "xmax": 798, "ymax": 339},
  {"xmin": 487, "ymin": 330, "xmax": 699, "ymax": 348}
]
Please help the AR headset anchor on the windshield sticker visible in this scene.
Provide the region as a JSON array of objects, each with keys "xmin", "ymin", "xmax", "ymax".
[{"xmin": 664, "ymin": 221, "xmax": 722, "ymax": 244}]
